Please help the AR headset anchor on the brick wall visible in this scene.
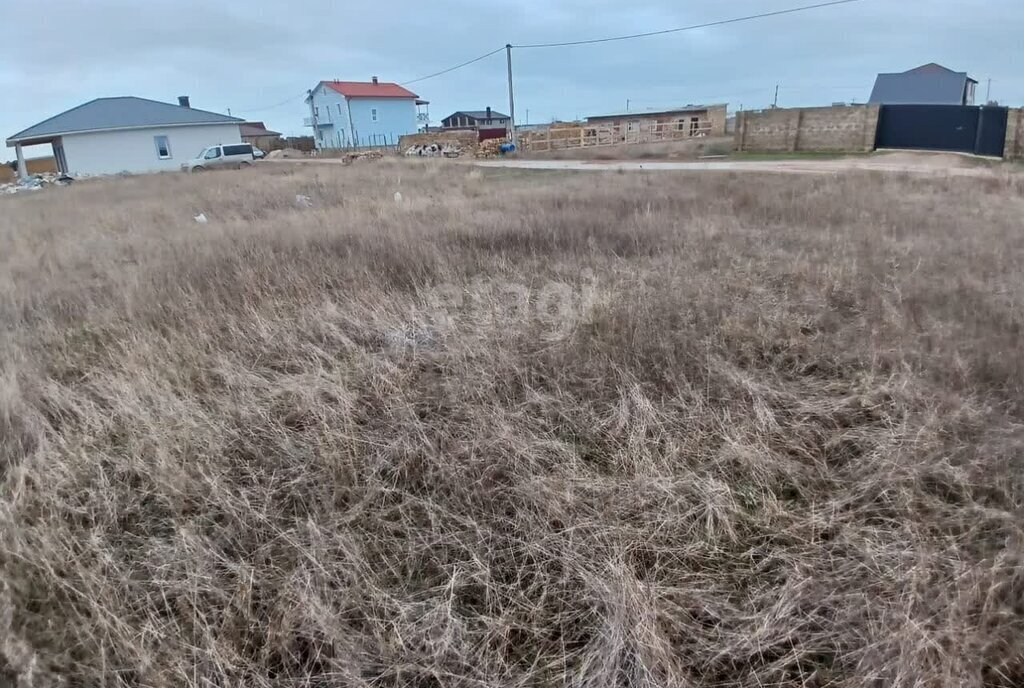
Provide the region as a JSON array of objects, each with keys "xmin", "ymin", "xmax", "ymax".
[
  {"xmin": 735, "ymin": 105, "xmax": 879, "ymax": 153},
  {"xmin": 1006, "ymin": 108, "xmax": 1024, "ymax": 160}
]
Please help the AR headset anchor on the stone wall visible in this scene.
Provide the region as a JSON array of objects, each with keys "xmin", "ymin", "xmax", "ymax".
[
  {"xmin": 735, "ymin": 105, "xmax": 880, "ymax": 153},
  {"xmin": 1005, "ymin": 108, "xmax": 1024, "ymax": 161}
]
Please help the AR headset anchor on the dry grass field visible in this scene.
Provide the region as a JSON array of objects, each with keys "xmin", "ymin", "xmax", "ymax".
[{"xmin": 2, "ymin": 162, "xmax": 1024, "ymax": 687}]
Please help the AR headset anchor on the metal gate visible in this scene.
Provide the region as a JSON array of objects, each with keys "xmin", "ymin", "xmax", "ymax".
[{"xmin": 876, "ymin": 105, "xmax": 1008, "ymax": 157}]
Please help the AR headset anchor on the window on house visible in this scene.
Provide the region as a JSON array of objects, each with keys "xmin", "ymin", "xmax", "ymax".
[
  {"xmin": 154, "ymin": 135, "xmax": 171, "ymax": 159},
  {"xmin": 371, "ymin": 108, "xmax": 378, "ymax": 122},
  {"xmin": 338, "ymin": 104, "xmax": 343, "ymax": 116},
  {"xmin": 627, "ymin": 120, "xmax": 640, "ymax": 132},
  {"xmin": 689, "ymin": 116, "xmax": 700, "ymax": 136},
  {"xmin": 314, "ymin": 106, "xmax": 319, "ymax": 116}
]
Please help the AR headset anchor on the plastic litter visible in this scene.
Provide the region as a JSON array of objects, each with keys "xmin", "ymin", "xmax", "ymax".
[
  {"xmin": 194, "ymin": 213, "xmax": 208, "ymax": 224},
  {"xmin": 1, "ymin": 172, "xmax": 76, "ymax": 195}
]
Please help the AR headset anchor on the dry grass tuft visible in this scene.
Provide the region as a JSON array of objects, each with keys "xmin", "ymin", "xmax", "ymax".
[{"xmin": 2, "ymin": 161, "xmax": 1024, "ymax": 686}]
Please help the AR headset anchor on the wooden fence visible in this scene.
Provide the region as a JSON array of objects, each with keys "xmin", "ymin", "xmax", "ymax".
[{"xmin": 523, "ymin": 119, "xmax": 715, "ymax": 153}]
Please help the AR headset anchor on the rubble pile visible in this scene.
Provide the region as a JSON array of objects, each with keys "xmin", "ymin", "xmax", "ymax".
[
  {"xmin": 404, "ymin": 143, "xmax": 463, "ymax": 158},
  {"xmin": 475, "ymin": 138, "xmax": 510, "ymax": 158},
  {"xmin": 267, "ymin": 148, "xmax": 304, "ymax": 159},
  {"xmin": 399, "ymin": 131, "xmax": 478, "ymax": 159},
  {"xmin": 343, "ymin": 150, "xmax": 384, "ymax": 164},
  {"xmin": 1, "ymin": 172, "xmax": 73, "ymax": 195}
]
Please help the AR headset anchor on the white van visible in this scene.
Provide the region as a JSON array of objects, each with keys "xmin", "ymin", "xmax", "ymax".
[{"xmin": 183, "ymin": 143, "xmax": 255, "ymax": 172}]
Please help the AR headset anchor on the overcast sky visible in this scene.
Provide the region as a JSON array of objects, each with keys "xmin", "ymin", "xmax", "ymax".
[{"xmin": 3, "ymin": 0, "xmax": 1022, "ymax": 155}]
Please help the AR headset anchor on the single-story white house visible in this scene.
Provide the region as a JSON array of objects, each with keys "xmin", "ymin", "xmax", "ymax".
[{"xmin": 6, "ymin": 96, "xmax": 243, "ymax": 178}]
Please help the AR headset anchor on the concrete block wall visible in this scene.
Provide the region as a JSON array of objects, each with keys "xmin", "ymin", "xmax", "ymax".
[
  {"xmin": 735, "ymin": 105, "xmax": 879, "ymax": 153},
  {"xmin": 797, "ymin": 105, "xmax": 879, "ymax": 151},
  {"xmin": 1006, "ymin": 108, "xmax": 1024, "ymax": 160},
  {"xmin": 705, "ymin": 106, "xmax": 729, "ymax": 137}
]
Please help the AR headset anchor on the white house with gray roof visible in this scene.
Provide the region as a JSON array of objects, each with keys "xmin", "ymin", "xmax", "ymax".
[{"xmin": 6, "ymin": 96, "xmax": 243, "ymax": 178}]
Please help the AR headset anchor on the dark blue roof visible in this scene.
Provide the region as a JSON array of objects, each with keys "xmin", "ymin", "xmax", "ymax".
[
  {"xmin": 869, "ymin": 64, "xmax": 975, "ymax": 105},
  {"xmin": 7, "ymin": 97, "xmax": 242, "ymax": 144},
  {"xmin": 447, "ymin": 110, "xmax": 510, "ymax": 120}
]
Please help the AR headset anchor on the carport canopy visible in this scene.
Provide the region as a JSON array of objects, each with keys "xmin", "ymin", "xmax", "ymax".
[{"xmin": 5, "ymin": 134, "xmax": 61, "ymax": 180}]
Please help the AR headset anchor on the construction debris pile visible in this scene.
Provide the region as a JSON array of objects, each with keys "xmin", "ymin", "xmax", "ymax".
[
  {"xmin": 398, "ymin": 131, "xmax": 479, "ymax": 159},
  {"xmin": 1, "ymin": 172, "xmax": 73, "ymax": 195},
  {"xmin": 266, "ymin": 148, "xmax": 304, "ymax": 159},
  {"xmin": 342, "ymin": 150, "xmax": 384, "ymax": 164},
  {"xmin": 400, "ymin": 137, "xmax": 514, "ymax": 159},
  {"xmin": 404, "ymin": 143, "xmax": 463, "ymax": 158},
  {"xmin": 475, "ymin": 138, "xmax": 510, "ymax": 158}
]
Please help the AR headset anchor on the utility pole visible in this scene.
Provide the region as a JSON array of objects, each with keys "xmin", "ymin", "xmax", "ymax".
[
  {"xmin": 307, "ymin": 90, "xmax": 314, "ymax": 124},
  {"xmin": 227, "ymin": 108, "xmax": 232, "ymax": 116},
  {"xmin": 773, "ymin": 84, "xmax": 779, "ymax": 108},
  {"xmin": 986, "ymin": 78, "xmax": 992, "ymax": 103},
  {"xmin": 506, "ymin": 44, "xmax": 517, "ymax": 148},
  {"xmin": 626, "ymin": 99, "xmax": 630, "ymax": 111},
  {"xmin": 526, "ymin": 109, "xmax": 529, "ymax": 126}
]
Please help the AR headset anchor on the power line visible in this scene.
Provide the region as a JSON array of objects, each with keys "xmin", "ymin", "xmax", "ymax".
[
  {"xmin": 402, "ymin": 47, "xmax": 505, "ymax": 86},
  {"xmin": 235, "ymin": 0, "xmax": 866, "ymax": 117},
  {"xmin": 238, "ymin": 91, "xmax": 309, "ymax": 113},
  {"xmin": 513, "ymin": 0, "xmax": 865, "ymax": 49}
]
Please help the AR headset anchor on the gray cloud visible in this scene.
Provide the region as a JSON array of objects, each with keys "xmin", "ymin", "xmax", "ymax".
[{"xmin": 4, "ymin": 0, "xmax": 1022, "ymax": 151}]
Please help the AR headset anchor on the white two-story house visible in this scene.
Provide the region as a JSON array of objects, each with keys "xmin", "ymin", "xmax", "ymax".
[{"xmin": 305, "ymin": 78, "xmax": 427, "ymax": 149}]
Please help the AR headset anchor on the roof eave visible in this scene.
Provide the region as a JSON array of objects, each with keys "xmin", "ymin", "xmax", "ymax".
[
  {"xmin": 6, "ymin": 119, "xmax": 242, "ymax": 146},
  {"xmin": 343, "ymin": 94, "xmax": 418, "ymax": 99},
  {"xmin": 586, "ymin": 104, "xmax": 725, "ymax": 121},
  {"xmin": 5, "ymin": 135, "xmax": 58, "ymax": 147}
]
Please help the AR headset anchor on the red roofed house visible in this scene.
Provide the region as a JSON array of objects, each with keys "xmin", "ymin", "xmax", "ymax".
[{"xmin": 304, "ymin": 77, "xmax": 429, "ymax": 149}]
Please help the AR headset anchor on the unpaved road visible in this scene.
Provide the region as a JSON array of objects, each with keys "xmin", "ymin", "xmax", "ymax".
[
  {"xmin": 474, "ymin": 153, "xmax": 1007, "ymax": 177},
  {"xmin": 269, "ymin": 152, "xmax": 1013, "ymax": 177}
]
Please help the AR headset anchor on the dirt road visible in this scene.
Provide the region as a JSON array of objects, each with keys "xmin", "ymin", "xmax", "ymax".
[
  {"xmin": 267, "ymin": 152, "xmax": 1014, "ymax": 177},
  {"xmin": 474, "ymin": 153, "xmax": 1007, "ymax": 177}
]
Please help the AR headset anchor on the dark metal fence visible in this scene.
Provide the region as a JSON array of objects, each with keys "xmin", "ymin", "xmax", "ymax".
[{"xmin": 876, "ymin": 105, "xmax": 1008, "ymax": 157}]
